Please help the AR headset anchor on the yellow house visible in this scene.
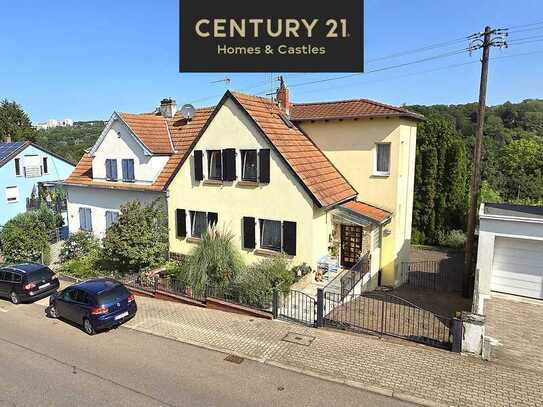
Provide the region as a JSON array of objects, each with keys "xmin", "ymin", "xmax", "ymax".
[{"xmin": 161, "ymin": 84, "xmax": 424, "ymax": 288}]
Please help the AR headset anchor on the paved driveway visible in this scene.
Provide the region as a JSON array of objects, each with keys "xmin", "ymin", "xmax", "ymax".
[{"xmin": 485, "ymin": 294, "xmax": 543, "ymax": 372}]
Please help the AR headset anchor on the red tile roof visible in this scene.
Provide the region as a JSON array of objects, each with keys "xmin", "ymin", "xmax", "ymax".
[
  {"xmin": 119, "ymin": 113, "xmax": 173, "ymax": 155},
  {"xmin": 230, "ymin": 92, "xmax": 357, "ymax": 207},
  {"xmin": 341, "ymin": 200, "xmax": 392, "ymax": 224},
  {"xmin": 64, "ymin": 107, "xmax": 214, "ymax": 191},
  {"xmin": 290, "ymin": 99, "xmax": 425, "ymax": 122}
]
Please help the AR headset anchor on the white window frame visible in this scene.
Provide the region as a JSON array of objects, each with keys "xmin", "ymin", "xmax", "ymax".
[
  {"xmin": 14, "ymin": 158, "xmax": 22, "ymax": 177},
  {"xmin": 5, "ymin": 186, "xmax": 19, "ymax": 203},
  {"xmin": 374, "ymin": 143, "xmax": 391, "ymax": 177},
  {"xmin": 206, "ymin": 150, "xmax": 222, "ymax": 181},
  {"xmin": 189, "ymin": 210, "xmax": 207, "ymax": 239},
  {"xmin": 258, "ymin": 218, "xmax": 283, "ymax": 252},
  {"xmin": 240, "ymin": 149, "xmax": 258, "ymax": 182}
]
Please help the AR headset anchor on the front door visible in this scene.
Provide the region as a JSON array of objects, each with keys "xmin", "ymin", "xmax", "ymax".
[{"xmin": 341, "ymin": 225, "xmax": 363, "ymax": 268}]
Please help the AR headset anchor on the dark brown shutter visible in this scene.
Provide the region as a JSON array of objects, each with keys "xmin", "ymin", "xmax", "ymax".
[
  {"xmin": 242, "ymin": 217, "xmax": 256, "ymax": 249},
  {"xmin": 194, "ymin": 150, "xmax": 203, "ymax": 181},
  {"xmin": 222, "ymin": 148, "xmax": 236, "ymax": 181},
  {"xmin": 282, "ymin": 221, "xmax": 296, "ymax": 256},
  {"xmin": 259, "ymin": 149, "xmax": 270, "ymax": 183},
  {"xmin": 207, "ymin": 212, "xmax": 218, "ymax": 227},
  {"xmin": 176, "ymin": 209, "xmax": 186, "ymax": 237}
]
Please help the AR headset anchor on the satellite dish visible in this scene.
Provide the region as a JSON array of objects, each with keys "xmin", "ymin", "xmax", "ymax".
[{"xmin": 180, "ymin": 104, "xmax": 196, "ymax": 121}]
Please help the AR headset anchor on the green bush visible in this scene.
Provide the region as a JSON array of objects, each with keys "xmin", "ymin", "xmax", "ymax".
[
  {"xmin": 60, "ymin": 231, "xmax": 100, "ymax": 262},
  {"xmin": 236, "ymin": 256, "xmax": 294, "ymax": 301},
  {"xmin": 35, "ymin": 206, "xmax": 63, "ymax": 232},
  {"xmin": 101, "ymin": 199, "xmax": 169, "ymax": 273},
  {"xmin": 60, "ymin": 255, "xmax": 100, "ymax": 279},
  {"xmin": 438, "ymin": 230, "xmax": 466, "ymax": 249},
  {"xmin": 0, "ymin": 212, "xmax": 50, "ymax": 264},
  {"xmin": 181, "ymin": 226, "xmax": 244, "ymax": 295}
]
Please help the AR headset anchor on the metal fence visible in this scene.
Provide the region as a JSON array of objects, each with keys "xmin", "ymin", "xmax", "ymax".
[
  {"xmin": 47, "ymin": 226, "xmax": 69, "ymax": 244},
  {"xmin": 323, "ymin": 290, "xmax": 454, "ymax": 350},
  {"xmin": 339, "ymin": 257, "xmax": 370, "ymax": 298},
  {"xmin": 400, "ymin": 261, "xmax": 462, "ymax": 291},
  {"xmin": 278, "ymin": 289, "xmax": 316, "ymax": 326}
]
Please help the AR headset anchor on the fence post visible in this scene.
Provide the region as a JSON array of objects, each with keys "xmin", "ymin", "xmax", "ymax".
[
  {"xmin": 316, "ymin": 288, "xmax": 324, "ymax": 328},
  {"xmin": 451, "ymin": 318, "xmax": 463, "ymax": 353},
  {"xmin": 272, "ymin": 288, "xmax": 279, "ymax": 319}
]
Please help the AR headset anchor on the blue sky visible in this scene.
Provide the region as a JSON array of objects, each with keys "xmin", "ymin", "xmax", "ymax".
[{"xmin": 1, "ymin": 0, "xmax": 542, "ymax": 122}]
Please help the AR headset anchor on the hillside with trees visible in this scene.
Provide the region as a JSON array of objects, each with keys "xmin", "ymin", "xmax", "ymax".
[
  {"xmin": 409, "ymin": 99, "xmax": 543, "ymax": 245},
  {"xmin": 35, "ymin": 120, "xmax": 105, "ymax": 163},
  {"xmin": 1, "ymin": 98, "xmax": 542, "ymax": 247}
]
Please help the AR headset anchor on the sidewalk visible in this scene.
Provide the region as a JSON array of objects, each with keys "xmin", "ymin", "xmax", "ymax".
[{"xmin": 125, "ymin": 296, "xmax": 542, "ymax": 407}]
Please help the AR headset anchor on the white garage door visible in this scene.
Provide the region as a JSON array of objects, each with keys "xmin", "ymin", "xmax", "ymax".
[{"xmin": 492, "ymin": 237, "xmax": 543, "ymax": 299}]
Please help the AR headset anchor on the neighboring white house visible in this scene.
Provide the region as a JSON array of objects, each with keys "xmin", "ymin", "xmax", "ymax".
[
  {"xmin": 474, "ymin": 202, "xmax": 543, "ymax": 312},
  {"xmin": 35, "ymin": 118, "xmax": 74, "ymax": 130},
  {"xmin": 63, "ymin": 99, "xmax": 213, "ymax": 238}
]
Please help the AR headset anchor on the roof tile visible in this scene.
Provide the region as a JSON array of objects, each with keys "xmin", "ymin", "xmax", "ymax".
[{"xmin": 290, "ymin": 99, "xmax": 424, "ymax": 122}]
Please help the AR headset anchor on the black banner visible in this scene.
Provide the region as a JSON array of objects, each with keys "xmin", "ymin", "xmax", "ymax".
[{"xmin": 179, "ymin": 0, "xmax": 364, "ymax": 72}]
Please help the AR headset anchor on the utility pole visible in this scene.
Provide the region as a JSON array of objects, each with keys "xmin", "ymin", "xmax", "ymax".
[{"xmin": 463, "ymin": 26, "xmax": 507, "ymax": 297}]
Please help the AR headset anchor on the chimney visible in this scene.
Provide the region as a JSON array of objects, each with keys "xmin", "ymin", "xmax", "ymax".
[
  {"xmin": 276, "ymin": 76, "xmax": 290, "ymax": 115},
  {"xmin": 160, "ymin": 98, "xmax": 177, "ymax": 118}
]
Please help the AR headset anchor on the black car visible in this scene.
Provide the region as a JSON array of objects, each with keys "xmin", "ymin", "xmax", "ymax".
[
  {"xmin": 48, "ymin": 278, "xmax": 137, "ymax": 335},
  {"xmin": 0, "ymin": 263, "xmax": 60, "ymax": 304}
]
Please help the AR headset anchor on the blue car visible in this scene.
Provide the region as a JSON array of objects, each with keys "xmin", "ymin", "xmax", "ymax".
[{"xmin": 48, "ymin": 278, "xmax": 137, "ymax": 335}]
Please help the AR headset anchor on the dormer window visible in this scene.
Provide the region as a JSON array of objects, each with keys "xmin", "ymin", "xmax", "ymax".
[
  {"xmin": 207, "ymin": 150, "xmax": 222, "ymax": 180},
  {"xmin": 122, "ymin": 159, "xmax": 135, "ymax": 182},
  {"xmin": 105, "ymin": 159, "xmax": 118, "ymax": 181},
  {"xmin": 241, "ymin": 150, "xmax": 257, "ymax": 182}
]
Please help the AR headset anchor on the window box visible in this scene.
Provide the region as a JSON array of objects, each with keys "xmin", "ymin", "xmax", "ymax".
[
  {"xmin": 237, "ymin": 180, "xmax": 258, "ymax": 187},
  {"xmin": 203, "ymin": 179, "xmax": 223, "ymax": 186},
  {"xmin": 254, "ymin": 248, "xmax": 282, "ymax": 257}
]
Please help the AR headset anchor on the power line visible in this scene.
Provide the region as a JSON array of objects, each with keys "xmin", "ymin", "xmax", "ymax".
[
  {"xmin": 261, "ymin": 47, "xmax": 471, "ymax": 94},
  {"xmin": 506, "ymin": 20, "xmax": 543, "ymax": 30},
  {"xmin": 292, "ymin": 50, "xmax": 543, "ymax": 97}
]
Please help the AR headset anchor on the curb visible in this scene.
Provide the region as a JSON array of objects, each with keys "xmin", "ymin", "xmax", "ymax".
[
  {"xmin": 125, "ymin": 323, "xmax": 451, "ymax": 407},
  {"xmin": 42, "ymin": 280, "xmax": 452, "ymax": 407}
]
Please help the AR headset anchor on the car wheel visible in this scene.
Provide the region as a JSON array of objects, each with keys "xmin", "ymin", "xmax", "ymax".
[
  {"xmin": 49, "ymin": 305, "xmax": 58, "ymax": 318},
  {"xmin": 10, "ymin": 291, "xmax": 20, "ymax": 305},
  {"xmin": 83, "ymin": 318, "xmax": 95, "ymax": 336}
]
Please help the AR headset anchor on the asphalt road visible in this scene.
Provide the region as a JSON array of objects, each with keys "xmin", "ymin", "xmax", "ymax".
[{"xmin": 0, "ymin": 298, "xmax": 413, "ymax": 407}]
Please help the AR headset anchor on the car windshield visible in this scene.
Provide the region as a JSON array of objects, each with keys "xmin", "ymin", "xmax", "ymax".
[
  {"xmin": 96, "ymin": 285, "xmax": 129, "ymax": 305},
  {"xmin": 26, "ymin": 267, "xmax": 54, "ymax": 283}
]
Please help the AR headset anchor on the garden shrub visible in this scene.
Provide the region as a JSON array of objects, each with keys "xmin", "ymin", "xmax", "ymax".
[
  {"xmin": 438, "ymin": 230, "xmax": 466, "ymax": 249},
  {"xmin": 0, "ymin": 212, "xmax": 50, "ymax": 264},
  {"xmin": 181, "ymin": 226, "xmax": 244, "ymax": 295},
  {"xmin": 236, "ymin": 256, "xmax": 294, "ymax": 303},
  {"xmin": 101, "ymin": 199, "xmax": 169, "ymax": 273},
  {"xmin": 60, "ymin": 231, "xmax": 100, "ymax": 262},
  {"xmin": 60, "ymin": 254, "xmax": 100, "ymax": 279}
]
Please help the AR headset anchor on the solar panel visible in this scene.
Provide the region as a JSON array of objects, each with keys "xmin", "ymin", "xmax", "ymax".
[{"xmin": 0, "ymin": 142, "xmax": 25, "ymax": 163}]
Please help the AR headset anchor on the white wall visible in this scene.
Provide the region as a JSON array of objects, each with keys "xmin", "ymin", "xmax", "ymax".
[
  {"xmin": 92, "ymin": 120, "xmax": 169, "ymax": 184},
  {"xmin": 476, "ymin": 213, "xmax": 543, "ymax": 310},
  {"xmin": 66, "ymin": 185, "xmax": 165, "ymax": 238}
]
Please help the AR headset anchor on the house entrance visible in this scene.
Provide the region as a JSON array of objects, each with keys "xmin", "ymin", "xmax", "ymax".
[{"xmin": 340, "ymin": 224, "xmax": 363, "ymax": 268}]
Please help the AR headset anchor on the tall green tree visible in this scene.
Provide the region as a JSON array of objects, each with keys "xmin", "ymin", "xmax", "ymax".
[
  {"xmin": 0, "ymin": 99, "xmax": 36, "ymax": 142},
  {"xmin": 412, "ymin": 116, "xmax": 469, "ymax": 245}
]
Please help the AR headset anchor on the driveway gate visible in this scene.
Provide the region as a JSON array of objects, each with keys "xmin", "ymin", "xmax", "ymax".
[
  {"xmin": 323, "ymin": 290, "xmax": 454, "ymax": 350},
  {"xmin": 278, "ymin": 290, "xmax": 317, "ymax": 326}
]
